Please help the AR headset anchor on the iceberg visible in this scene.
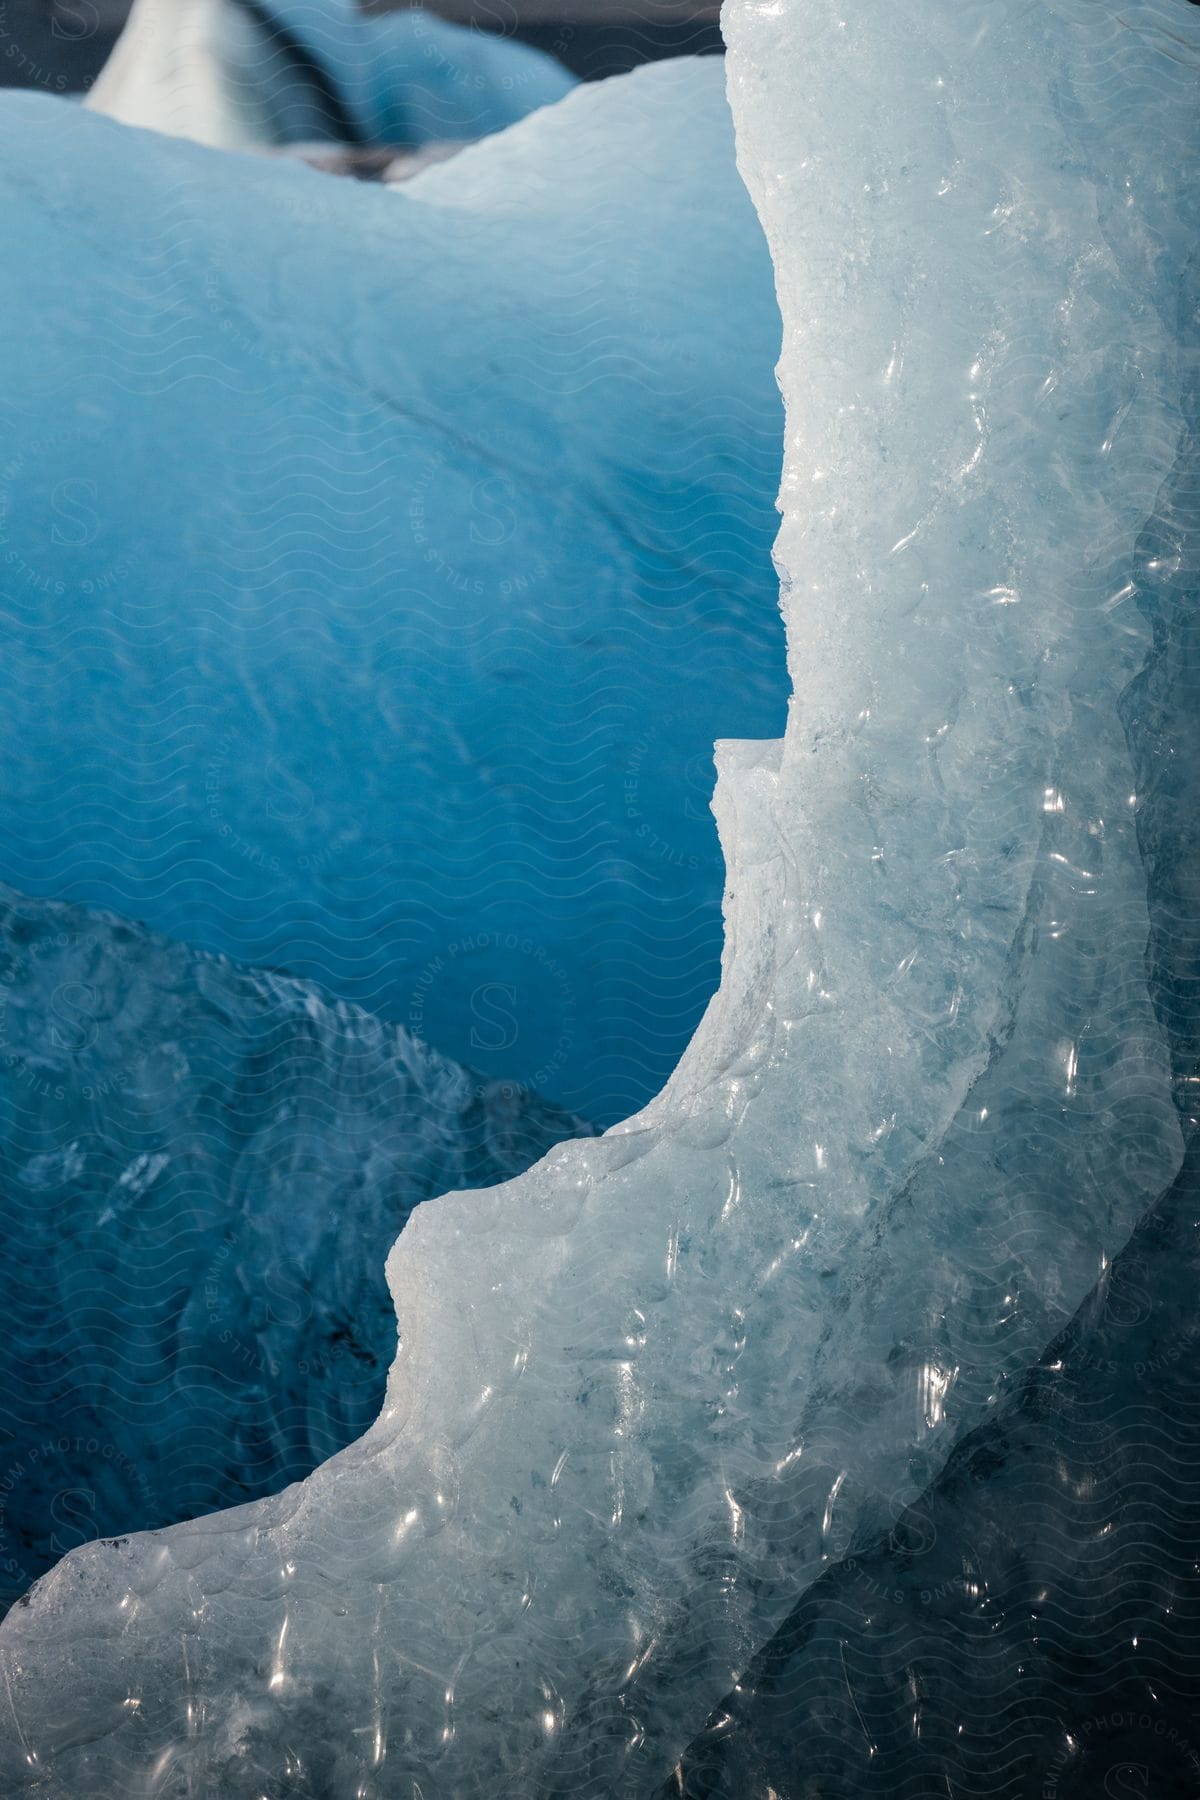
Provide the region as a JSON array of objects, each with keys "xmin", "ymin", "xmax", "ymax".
[
  {"xmin": 0, "ymin": 883, "xmax": 589, "ymax": 1606},
  {"xmin": 88, "ymin": 0, "xmax": 576, "ymax": 155},
  {"xmin": 0, "ymin": 58, "xmax": 786, "ymax": 1126},
  {"xmin": 0, "ymin": 1, "xmax": 1195, "ymax": 1796},
  {"xmin": 665, "ymin": 368, "xmax": 1200, "ymax": 1797}
]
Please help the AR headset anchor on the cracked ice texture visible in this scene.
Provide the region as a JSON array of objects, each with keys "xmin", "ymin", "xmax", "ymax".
[
  {"xmin": 0, "ymin": 2, "xmax": 1196, "ymax": 1795},
  {"xmin": 664, "ymin": 220, "xmax": 1200, "ymax": 1798}
]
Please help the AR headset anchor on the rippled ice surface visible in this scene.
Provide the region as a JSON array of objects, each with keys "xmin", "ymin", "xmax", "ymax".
[
  {"xmin": 0, "ymin": 56, "xmax": 785, "ymax": 1127},
  {"xmin": 665, "ymin": 289, "xmax": 1200, "ymax": 1799},
  {"xmin": 0, "ymin": 884, "xmax": 589, "ymax": 1605},
  {"xmin": 0, "ymin": 0, "xmax": 1196, "ymax": 1794}
]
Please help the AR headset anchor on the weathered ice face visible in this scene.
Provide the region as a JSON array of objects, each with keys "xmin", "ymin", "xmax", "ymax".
[{"xmin": 0, "ymin": 2, "xmax": 1195, "ymax": 1795}]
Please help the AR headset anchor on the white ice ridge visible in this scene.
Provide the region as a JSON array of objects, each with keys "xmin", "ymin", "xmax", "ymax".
[{"xmin": 1, "ymin": 1, "xmax": 1196, "ymax": 1794}]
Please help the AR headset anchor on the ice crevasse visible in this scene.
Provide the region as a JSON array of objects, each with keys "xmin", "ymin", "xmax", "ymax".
[{"xmin": 1, "ymin": 1, "xmax": 1197, "ymax": 1797}]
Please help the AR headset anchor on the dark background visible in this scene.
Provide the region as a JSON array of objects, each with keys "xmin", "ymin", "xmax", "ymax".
[{"xmin": 0, "ymin": 0, "xmax": 723, "ymax": 95}]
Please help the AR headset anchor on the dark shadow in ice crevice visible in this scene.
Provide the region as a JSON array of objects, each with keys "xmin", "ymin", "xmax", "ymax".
[
  {"xmin": 0, "ymin": 885, "xmax": 591, "ymax": 1614},
  {"xmin": 1118, "ymin": 269, "xmax": 1200, "ymax": 1117},
  {"xmin": 661, "ymin": 1136, "xmax": 1200, "ymax": 1800}
]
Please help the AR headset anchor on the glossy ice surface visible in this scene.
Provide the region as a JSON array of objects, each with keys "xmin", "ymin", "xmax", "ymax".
[
  {"xmin": 0, "ymin": 0, "xmax": 1196, "ymax": 1793},
  {"xmin": 0, "ymin": 57, "xmax": 786, "ymax": 1128}
]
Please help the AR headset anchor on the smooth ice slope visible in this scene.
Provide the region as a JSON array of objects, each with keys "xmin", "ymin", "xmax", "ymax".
[
  {"xmin": 1, "ymin": 1, "xmax": 1195, "ymax": 1795},
  {"xmin": 89, "ymin": 0, "xmax": 575, "ymax": 154},
  {"xmin": 0, "ymin": 884, "xmax": 589, "ymax": 1606},
  {"xmin": 0, "ymin": 59, "xmax": 786, "ymax": 1126}
]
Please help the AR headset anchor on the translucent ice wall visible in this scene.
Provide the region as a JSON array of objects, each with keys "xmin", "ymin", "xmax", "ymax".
[
  {"xmin": 0, "ymin": 58, "xmax": 785, "ymax": 1127},
  {"xmin": 665, "ymin": 1141, "xmax": 1200, "ymax": 1799},
  {"xmin": 0, "ymin": 2, "xmax": 1195, "ymax": 1795}
]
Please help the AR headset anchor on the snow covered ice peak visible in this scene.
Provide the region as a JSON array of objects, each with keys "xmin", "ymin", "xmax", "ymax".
[{"xmin": 1, "ymin": 3, "xmax": 1197, "ymax": 1797}]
